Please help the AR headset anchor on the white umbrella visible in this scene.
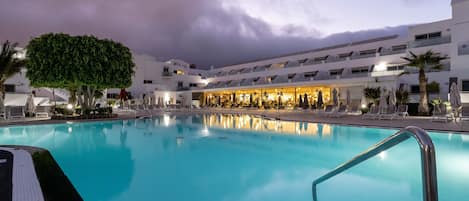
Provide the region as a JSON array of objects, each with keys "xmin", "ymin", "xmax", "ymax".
[
  {"xmin": 25, "ymin": 94, "xmax": 36, "ymax": 114},
  {"xmin": 389, "ymin": 88, "xmax": 396, "ymax": 107},
  {"xmin": 450, "ymin": 82, "xmax": 461, "ymax": 113},
  {"xmin": 346, "ymin": 89, "xmax": 351, "ymax": 106},
  {"xmin": 379, "ymin": 88, "xmax": 388, "ymax": 113},
  {"xmin": 0, "ymin": 95, "xmax": 4, "ymax": 112},
  {"xmin": 332, "ymin": 88, "xmax": 338, "ymax": 106}
]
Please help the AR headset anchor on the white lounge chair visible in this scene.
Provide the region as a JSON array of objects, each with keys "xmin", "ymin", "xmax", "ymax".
[
  {"xmin": 379, "ymin": 105, "xmax": 397, "ymax": 120},
  {"xmin": 459, "ymin": 106, "xmax": 469, "ymax": 121},
  {"xmin": 329, "ymin": 105, "xmax": 347, "ymax": 118},
  {"xmin": 8, "ymin": 106, "xmax": 25, "ymax": 119},
  {"xmin": 320, "ymin": 105, "xmax": 335, "ymax": 116},
  {"xmin": 35, "ymin": 106, "xmax": 51, "ymax": 118},
  {"xmin": 362, "ymin": 106, "xmax": 379, "ymax": 120},
  {"xmin": 431, "ymin": 103, "xmax": 453, "ymax": 122},
  {"xmin": 396, "ymin": 105, "xmax": 409, "ymax": 119}
]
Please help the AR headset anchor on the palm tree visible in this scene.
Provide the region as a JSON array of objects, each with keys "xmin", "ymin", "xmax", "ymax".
[
  {"xmin": 0, "ymin": 41, "xmax": 24, "ymax": 106},
  {"xmin": 401, "ymin": 50, "xmax": 448, "ymax": 115}
]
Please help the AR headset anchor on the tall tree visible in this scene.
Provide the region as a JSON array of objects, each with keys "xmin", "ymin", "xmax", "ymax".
[
  {"xmin": 401, "ymin": 50, "xmax": 447, "ymax": 115},
  {"xmin": 26, "ymin": 33, "xmax": 135, "ymax": 112},
  {"xmin": 0, "ymin": 41, "xmax": 24, "ymax": 105}
]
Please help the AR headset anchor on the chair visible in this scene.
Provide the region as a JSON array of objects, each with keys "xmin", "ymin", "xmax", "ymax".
[
  {"xmin": 362, "ymin": 105, "xmax": 379, "ymax": 120},
  {"xmin": 431, "ymin": 103, "xmax": 453, "ymax": 122},
  {"xmin": 379, "ymin": 105, "xmax": 397, "ymax": 120},
  {"xmin": 396, "ymin": 105, "xmax": 409, "ymax": 119},
  {"xmin": 329, "ymin": 105, "xmax": 347, "ymax": 118},
  {"xmin": 459, "ymin": 106, "xmax": 469, "ymax": 121},
  {"xmin": 35, "ymin": 106, "xmax": 51, "ymax": 118},
  {"xmin": 320, "ymin": 105, "xmax": 335, "ymax": 116},
  {"xmin": 347, "ymin": 105, "xmax": 361, "ymax": 115},
  {"xmin": 8, "ymin": 106, "xmax": 25, "ymax": 119}
]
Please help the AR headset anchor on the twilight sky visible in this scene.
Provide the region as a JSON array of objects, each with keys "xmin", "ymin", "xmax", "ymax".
[{"xmin": 0, "ymin": 0, "xmax": 451, "ymax": 68}]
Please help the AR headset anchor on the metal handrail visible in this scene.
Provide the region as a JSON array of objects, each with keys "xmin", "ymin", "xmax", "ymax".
[{"xmin": 312, "ymin": 126, "xmax": 438, "ymax": 201}]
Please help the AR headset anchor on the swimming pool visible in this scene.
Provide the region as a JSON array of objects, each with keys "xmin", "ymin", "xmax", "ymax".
[{"xmin": 0, "ymin": 114, "xmax": 468, "ymax": 201}]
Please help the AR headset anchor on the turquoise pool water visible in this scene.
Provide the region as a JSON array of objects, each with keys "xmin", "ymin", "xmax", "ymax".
[{"xmin": 0, "ymin": 114, "xmax": 468, "ymax": 201}]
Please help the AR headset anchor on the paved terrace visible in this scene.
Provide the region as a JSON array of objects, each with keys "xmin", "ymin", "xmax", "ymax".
[{"xmin": 0, "ymin": 108, "xmax": 468, "ymax": 134}]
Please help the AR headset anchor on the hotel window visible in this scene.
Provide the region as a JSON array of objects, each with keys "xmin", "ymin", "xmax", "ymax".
[
  {"xmin": 304, "ymin": 72, "xmax": 317, "ymax": 78},
  {"xmin": 189, "ymin": 83, "xmax": 198, "ymax": 87},
  {"xmin": 428, "ymin": 32, "xmax": 442, "ymax": 39},
  {"xmin": 338, "ymin": 52, "xmax": 351, "ymax": 58},
  {"xmin": 387, "ymin": 65, "xmax": 405, "ymax": 71},
  {"xmin": 143, "ymin": 80, "xmax": 153, "ymax": 84},
  {"xmin": 4, "ymin": 84, "xmax": 15, "ymax": 92},
  {"xmin": 177, "ymin": 81, "xmax": 183, "ymax": 88},
  {"xmin": 288, "ymin": 73, "xmax": 296, "ymax": 79},
  {"xmin": 329, "ymin": 69, "xmax": 343, "ymax": 76},
  {"xmin": 351, "ymin": 67, "xmax": 369, "ymax": 74},
  {"xmin": 462, "ymin": 81, "xmax": 469, "ymax": 91},
  {"xmin": 392, "ymin": 44, "xmax": 407, "ymax": 51},
  {"xmin": 163, "ymin": 67, "xmax": 169, "ymax": 72},
  {"xmin": 415, "ymin": 34, "xmax": 428, "ymax": 40},
  {"xmin": 359, "ymin": 49, "xmax": 376, "ymax": 55},
  {"xmin": 410, "ymin": 85, "xmax": 420, "ymax": 94}
]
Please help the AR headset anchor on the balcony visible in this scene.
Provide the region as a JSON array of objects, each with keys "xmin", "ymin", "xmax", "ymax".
[
  {"xmin": 350, "ymin": 53, "xmax": 376, "ymax": 60},
  {"xmin": 409, "ymin": 36, "xmax": 451, "ymax": 48},
  {"xmin": 458, "ymin": 44, "xmax": 469, "ymax": 56},
  {"xmin": 380, "ymin": 48, "xmax": 406, "ymax": 56},
  {"xmin": 325, "ymin": 56, "xmax": 347, "ymax": 63}
]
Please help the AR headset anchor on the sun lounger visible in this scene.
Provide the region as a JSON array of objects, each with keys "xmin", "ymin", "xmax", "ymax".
[
  {"xmin": 362, "ymin": 106, "xmax": 379, "ymax": 120},
  {"xmin": 7, "ymin": 106, "xmax": 25, "ymax": 119},
  {"xmin": 459, "ymin": 106, "xmax": 469, "ymax": 121},
  {"xmin": 329, "ymin": 105, "xmax": 347, "ymax": 118},
  {"xmin": 396, "ymin": 105, "xmax": 409, "ymax": 119},
  {"xmin": 431, "ymin": 103, "xmax": 453, "ymax": 122},
  {"xmin": 35, "ymin": 106, "xmax": 51, "ymax": 118},
  {"xmin": 320, "ymin": 105, "xmax": 335, "ymax": 116},
  {"xmin": 347, "ymin": 105, "xmax": 361, "ymax": 115},
  {"xmin": 379, "ymin": 105, "xmax": 397, "ymax": 120}
]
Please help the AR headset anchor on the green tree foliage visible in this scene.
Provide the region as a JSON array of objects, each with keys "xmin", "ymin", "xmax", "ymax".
[
  {"xmin": 363, "ymin": 87, "xmax": 380, "ymax": 105},
  {"xmin": 401, "ymin": 50, "xmax": 447, "ymax": 115},
  {"xmin": 0, "ymin": 41, "xmax": 24, "ymax": 99},
  {"xmin": 26, "ymin": 33, "xmax": 135, "ymax": 111},
  {"xmin": 395, "ymin": 88, "xmax": 409, "ymax": 105}
]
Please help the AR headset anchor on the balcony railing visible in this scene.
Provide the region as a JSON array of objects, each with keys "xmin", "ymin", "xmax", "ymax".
[
  {"xmin": 380, "ymin": 48, "xmax": 407, "ymax": 56},
  {"xmin": 409, "ymin": 36, "xmax": 451, "ymax": 48},
  {"xmin": 325, "ymin": 57, "xmax": 347, "ymax": 63},
  {"xmin": 350, "ymin": 53, "xmax": 376, "ymax": 60}
]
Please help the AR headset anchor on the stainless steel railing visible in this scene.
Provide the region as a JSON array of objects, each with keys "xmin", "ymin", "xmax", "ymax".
[{"xmin": 312, "ymin": 126, "xmax": 438, "ymax": 201}]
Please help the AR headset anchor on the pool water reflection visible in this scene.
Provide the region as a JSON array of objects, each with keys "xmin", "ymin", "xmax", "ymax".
[{"xmin": 0, "ymin": 114, "xmax": 468, "ymax": 201}]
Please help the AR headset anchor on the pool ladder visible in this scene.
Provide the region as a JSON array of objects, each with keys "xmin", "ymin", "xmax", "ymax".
[{"xmin": 312, "ymin": 126, "xmax": 438, "ymax": 201}]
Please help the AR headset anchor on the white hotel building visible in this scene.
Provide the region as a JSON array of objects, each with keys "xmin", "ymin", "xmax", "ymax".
[{"xmin": 4, "ymin": 0, "xmax": 469, "ymax": 110}]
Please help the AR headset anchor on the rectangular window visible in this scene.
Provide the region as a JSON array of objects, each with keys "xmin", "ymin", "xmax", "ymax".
[
  {"xmin": 106, "ymin": 93, "xmax": 119, "ymax": 99},
  {"xmin": 428, "ymin": 32, "xmax": 442, "ymax": 39},
  {"xmin": 359, "ymin": 49, "xmax": 376, "ymax": 55},
  {"xmin": 387, "ymin": 65, "xmax": 405, "ymax": 71},
  {"xmin": 163, "ymin": 67, "xmax": 169, "ymax": 72},
  {"xmin": 392, "ymin": 44, "xmax": 407, "ymax": 51},
  {"xmin": 288, "ymin": 73, "xmax": 296, "ymax": 79},
  {"xmin": 415, "ymin": 34, "xmax": 428, "ymax": 40},
  {"xmin": 351, "ymin": 66, "xmax": 369, "ymax": 74},
  {"xmin": 313, "ymin": 56, "xmax": 327, "ymax": 61},
  {"xmin": 329, "ymin": 69, "xmax": 343, "ymax": 76},
  {"xmin": 411, "ymin": 85, "xmax": 420, "ymax": 94},
  {"xmin": 189, "ymin": 83, "xmax": 198, "ymax": 87},
  {"xmin": 4, "ymin": 84, "xmax": 15, "ymax": 92},
  {"xmin": 177, "ymin": 81, "xmax": 183, "ymax": 88},
  {"xmin": 462, "ymin": 80, "xmax": 469, "ymax": 91},
  {"xmin": 304, "ymin": 72, "xmax": 317, "ymax": 78},
  {"xmin": 143, "ymin": 80, "xmax": 153, "ymax": 84}
]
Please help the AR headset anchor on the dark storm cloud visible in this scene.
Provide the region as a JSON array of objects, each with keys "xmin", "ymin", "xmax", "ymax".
[{"xmin": 0, "ymin": 0, "xmax": 407, "ymax": 68}]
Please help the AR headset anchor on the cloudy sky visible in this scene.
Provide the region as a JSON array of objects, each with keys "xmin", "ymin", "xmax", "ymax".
[{"xmin": 0, "ymin": 0, "xmax": 451, "ymax": 68}]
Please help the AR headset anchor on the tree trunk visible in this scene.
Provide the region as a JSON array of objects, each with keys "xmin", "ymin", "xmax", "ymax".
[
  {"xmin": 77, "ymin": 86, "xmax": 96, "ymax": 114},
  {"xmin": 418, "ymin": 68, "xmax": 429, "ymax": 115},
  {"xmin": 0, "ymin": 82, "xmax": 5, "ymax": 111}
]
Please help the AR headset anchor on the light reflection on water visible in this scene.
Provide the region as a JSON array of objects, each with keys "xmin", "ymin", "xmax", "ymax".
[{"xmin": 0, "ymin": 114, "xmax": 469, "ymax": 201}]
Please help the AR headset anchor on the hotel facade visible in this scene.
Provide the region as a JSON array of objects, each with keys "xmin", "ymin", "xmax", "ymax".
[{"xmin": 4, "ymin": 0, "xmax": 469, "ymax": 109}]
